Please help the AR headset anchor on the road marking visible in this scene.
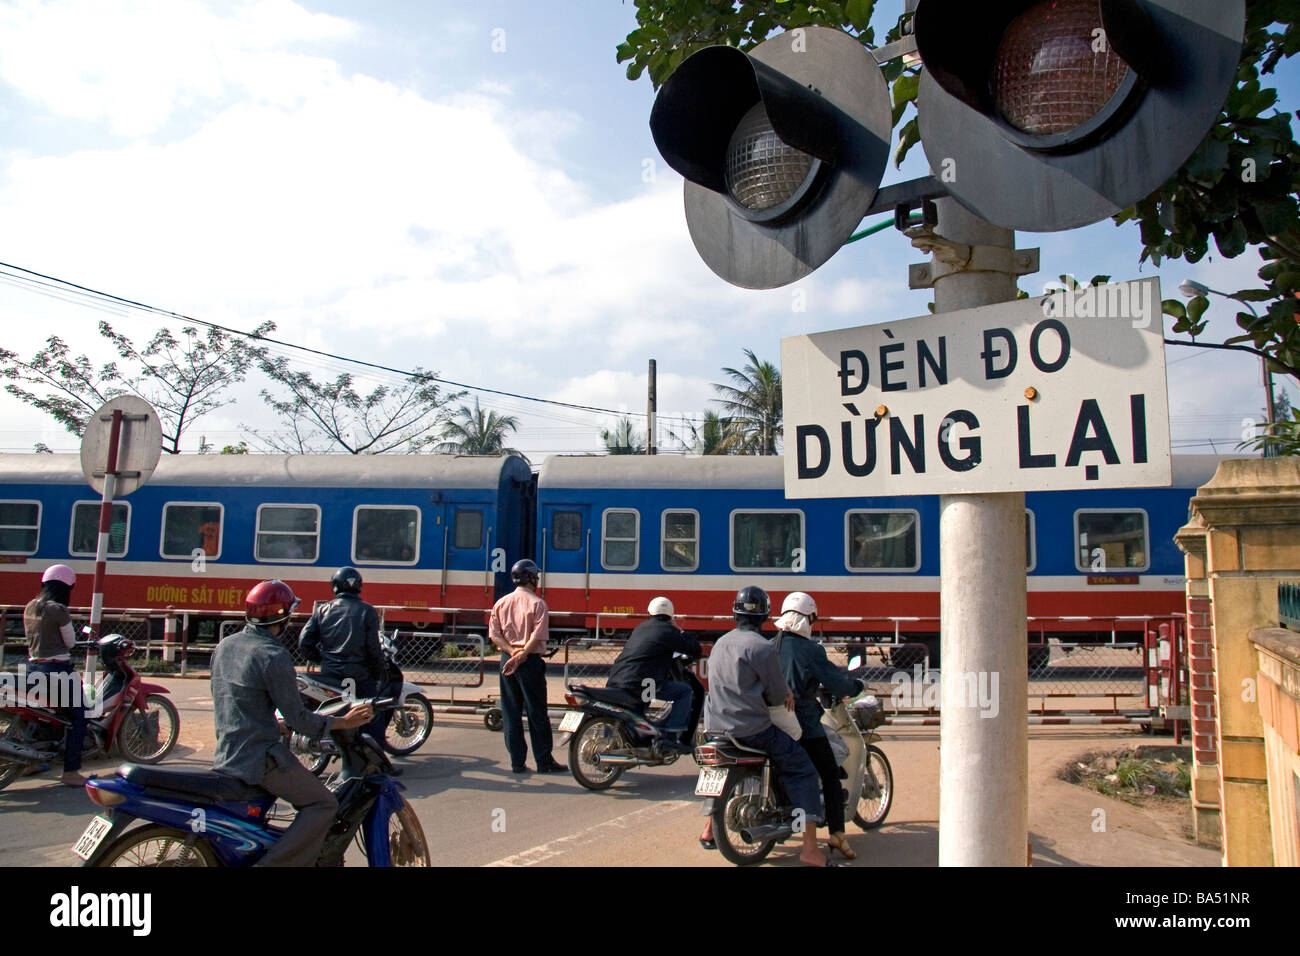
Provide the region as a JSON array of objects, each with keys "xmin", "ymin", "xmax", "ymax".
[{"xmin": 484, "ymin": 799, "xmax": 696, "ymax": 867}]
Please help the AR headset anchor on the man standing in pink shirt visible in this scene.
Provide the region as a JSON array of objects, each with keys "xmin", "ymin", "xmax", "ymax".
[{"xmin": 489, "ymin": 559, "xmax": 566, "ymax": 774}]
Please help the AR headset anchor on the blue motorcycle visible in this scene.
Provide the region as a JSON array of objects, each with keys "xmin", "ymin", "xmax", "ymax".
[{"xmin": 72, "ymin": 697, "xmax": 430, "ymax": 867}]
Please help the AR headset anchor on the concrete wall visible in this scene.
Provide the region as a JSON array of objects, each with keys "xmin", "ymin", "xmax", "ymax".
[{"xmin": 1252, "ymin": 629, "xmax": 1300, "ymax": 866}]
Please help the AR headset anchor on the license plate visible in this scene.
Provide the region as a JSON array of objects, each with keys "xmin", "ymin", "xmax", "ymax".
[
  {"xmin": 558, "ymin": 711, "xmax": 583, "ymax": 733},
  {"xmin": 695, "ymin": 767, "xmax": 728, "ymax": 797},
  {"xmin": 72, "ymin": 815, "xmax": 114, "ymax": 861}
]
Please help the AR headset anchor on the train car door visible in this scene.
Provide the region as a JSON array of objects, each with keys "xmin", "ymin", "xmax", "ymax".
[{"xmin": 539, "ymin": 502, "xmax": 591, "ymax": 611}]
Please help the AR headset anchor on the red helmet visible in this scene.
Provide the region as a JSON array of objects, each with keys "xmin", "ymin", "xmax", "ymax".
[{"xmin": 245, "ymin": 580, "xmax": 300, "ymax": 626}]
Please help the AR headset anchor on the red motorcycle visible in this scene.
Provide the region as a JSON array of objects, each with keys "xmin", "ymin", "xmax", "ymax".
[{"xmin": 0, "ymin": 634, "xmax": 179, "ymax": 791}]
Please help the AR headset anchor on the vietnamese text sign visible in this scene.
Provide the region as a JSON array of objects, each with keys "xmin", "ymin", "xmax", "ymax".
[{"xmin": 781, "ymin": 277, "xmax": 1171, "ymax": 497}]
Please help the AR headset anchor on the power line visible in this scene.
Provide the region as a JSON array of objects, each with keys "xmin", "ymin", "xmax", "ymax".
[{"xmin": 0, "ymin": 260, "xmax": 671, "ymax": 421}]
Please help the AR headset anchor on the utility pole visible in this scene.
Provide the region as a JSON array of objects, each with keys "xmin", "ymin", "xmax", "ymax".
[{"xmin": 647, "ymin": 359, "xmax": 657, "ymax": 455}]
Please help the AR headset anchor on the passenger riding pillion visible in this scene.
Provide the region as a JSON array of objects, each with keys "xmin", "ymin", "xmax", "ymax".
[
  {"xmin": 210, "ymin": 579, "xmax": 372, "ymax": 866},
  {"xmin": 774, "ymin": 591, "xmax": 864, "ymax": 861},
  {"xmin": 699, "ymin": 586, "xmax": 834, "ymax": 866},
  {"xmin": 606, "ymin": 596, "xmax": 702, "ymax": 751}
]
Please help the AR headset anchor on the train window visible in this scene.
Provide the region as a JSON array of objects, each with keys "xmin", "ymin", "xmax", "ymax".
[
  {"xmin": 454, "ymin": 510, "xmax": 483, "ymax": 550},
  {"xmin": 552, "ymin": 512, "xmax": 582, "ymax": 551},
  {"xmin": 161, "ymin": 503, "xmax": 223, "ymax": 559},
  {"xmin": 255, "ymin": 504, "xmax": 320, "ymax": 562},
  {"xmin": 662, "ymin": 510, "xmax": 699, "ymax": 572},
  {"xmin": 731, "ymin": 510, "xmax": 804, "ymax": 571},
  {"xmin": 1025, "ymin": 509, "xmax": 1036, "ymax": 572},
  {"xmin": 845, "ymin": 510, "xmax": 919, "ymax": 572},
  {"xmin": 0, "ymin": 501, "xmax": 40, "ymax": 555},
  {"xmin": 602, "ymin": 509, "xmax": 639, "ymax": 570},
  {"xmin": 69, "ymin": 502, "xmax": 130, "ymax": 557},
  {"xmin": 353, "ymin": 506, "xmax": 420, "ymax": 565},
  {"xmin": 1075, "ymin": 510, "xmax": 1149, "ymax": 573}
]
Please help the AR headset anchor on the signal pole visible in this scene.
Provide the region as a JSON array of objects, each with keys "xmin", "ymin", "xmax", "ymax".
[{"xmin": 912, "ymin": 199, "xmax": 1033, "ymax": 865}]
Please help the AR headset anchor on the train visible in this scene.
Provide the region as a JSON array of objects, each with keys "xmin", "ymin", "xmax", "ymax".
[{"xmin": 0, "ymin": 452, "xmax": 1219, "ymax": 664}]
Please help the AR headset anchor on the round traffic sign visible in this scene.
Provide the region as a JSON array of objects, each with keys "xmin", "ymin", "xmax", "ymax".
[{"xmin": 79, "ymin": 396, "xmax": 163, "ymax": 497}]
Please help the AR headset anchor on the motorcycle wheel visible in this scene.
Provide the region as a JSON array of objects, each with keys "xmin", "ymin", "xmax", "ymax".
[
  {"xmin": 713, "ymin": 768, "xmax": 778, "ymax": 866},
  {"xmin": 386, "ymin": 797, "xmax": 432, "ymax": 867},
  {"xmin": 0, "ymin": 715, "xmax": 30, "ymax": 792},
  {"xmin": 116, "ymin": 695, "xmax": 180, "ymax": 764},
  {"xmin": 383, "ymin": 694, "xmax": 433, "ymax": 756},
  {"xmin": 853, "ymin": 744, "xmax": 894, "ymax": 830},
  {"xmin": 91, "ymin": 824, "xmax": 219, "ymax": 867},
  {"xmin": 568, "ymin": 717, "xmax": 627, "ymax": 791}
]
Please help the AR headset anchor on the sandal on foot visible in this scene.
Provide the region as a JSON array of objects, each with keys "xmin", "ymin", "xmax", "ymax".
[
  {"xmin": 827, "ymin": 833, "xmax": 857, "ymax": 860},
  {"xmin": 699, "ymin": 837, "xmax": 716, "ymax": 850}
]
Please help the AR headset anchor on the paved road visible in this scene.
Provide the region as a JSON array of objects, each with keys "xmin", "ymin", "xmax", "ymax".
[{"xmin": 0, "ymin": 677, "xmax": 1217, "ymax": 868}]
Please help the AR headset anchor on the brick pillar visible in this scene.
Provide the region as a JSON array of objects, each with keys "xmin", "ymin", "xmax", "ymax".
[
  {"xmin": 1184, "ymin": 458, "xmax": 1300, "ymax": 866},
  {"xmin": 1176, "ymin": 514, "xmax": 1221, "ymax": 848}
]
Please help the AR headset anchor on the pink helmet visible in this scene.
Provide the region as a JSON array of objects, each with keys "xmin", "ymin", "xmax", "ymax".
[{"xmin": 41, "ymin": 564, "xmax": 76, "ymax": 587}]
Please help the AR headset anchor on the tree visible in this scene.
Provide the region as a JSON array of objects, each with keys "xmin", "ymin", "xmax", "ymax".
[
  {"xmin": 711, "ymin": 349, "xmax": 782, "ymax": 454},
  {"xmin": 667, "ymin": 409, "xmax": 744, "ymax": 454},
  {"xmin": 433, "ymin": 397, "xmax": 523, "ymax": 456},
  {"xmin": 621, "ymin": 2, "xmax": 1300, "ymax": 386},
  {"xmin": 254, "ymin": 357, "xmax": 462, "ymax": 454},
  {"xmin": 601, "ymin": 416, "xmax": 646, "ymax": 454},
  {"xmin": 100, "ymin": 321, "xmax": 273, "ymax": 454},
  {"xmin": 0, "ymin": 319, "xmax": 273, "ymax": 453}
]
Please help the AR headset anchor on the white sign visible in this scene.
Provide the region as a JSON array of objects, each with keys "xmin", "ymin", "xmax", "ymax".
[
  {"xmin": 781, "ymin": 277, "xmax": 1171, "ymax": 497},
  {"xmin": 80, "ymin": 395, "xmax": 163, "ymax": 497}
]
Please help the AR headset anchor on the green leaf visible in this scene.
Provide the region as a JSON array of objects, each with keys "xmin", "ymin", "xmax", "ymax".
[
  {"xmin": 1182, "ymin": 136, "xmax": 1230, "ymax": 186},
  {"xmin": 893, "ymin": 116, "xmax": 919, "ymax": 168},
  {"xmin": 1089, "ymin": 275, "xmax": 1111, "ymax": 287},
  {"xmin": 1229, "ymin": 288, "xmax": 1277, "ymax": 301},
  {"xmin": 845, "ymin": 0, "xmax": 873, "ymax": 31},
  {"xmin": 1162, "ymin": 299, "xmax": 1187, "ymax": 320},
  {"xmin": 1187, "ymin": 295, "xmax": 1210, "ymax": 324}
]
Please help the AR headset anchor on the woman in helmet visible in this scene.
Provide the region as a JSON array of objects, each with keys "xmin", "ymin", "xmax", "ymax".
[
  {"xmin": 774, "ymin": 591, "xmax": 864, "ymax": 860},
  {"xmin": 23, "ymin": 565, "xmax": 88, "ymax": 785}
]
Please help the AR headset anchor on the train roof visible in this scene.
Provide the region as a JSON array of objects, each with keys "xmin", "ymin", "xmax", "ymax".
[
  {"xmin": 0, "ymin": 453, "xmax": 531, "ymax": 489},
  {"xmin": 537, "ymin": 453, "xmax": 1241, "ymax": 491}
]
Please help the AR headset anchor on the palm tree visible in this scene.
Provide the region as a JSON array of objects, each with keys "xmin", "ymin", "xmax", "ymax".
[
  {"xmin": 669, "ymin": 409, "xmax": 743, "ymax": 455},
  {"xmin": 434, "ymin": 397, "xmax": 522, "ymax": 456},
  {"xmin": 600, "ymin": 416, "xmax": 645, "ymax": 455},
  {"xmin": 712, "ymin": 348, "xmax": 782, "ymax": 455}
]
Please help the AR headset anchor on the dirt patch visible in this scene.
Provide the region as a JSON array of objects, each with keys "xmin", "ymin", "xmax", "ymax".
[{"xmin": 1058, "ymin": 744, "xmax": 1196, "ymax": 843}]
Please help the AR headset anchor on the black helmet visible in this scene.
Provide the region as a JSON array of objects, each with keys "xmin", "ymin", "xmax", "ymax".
[
  {"xmin": 97, "ymin": 633, "xmax": 135, "ymax": 667},
  {"xmin": 511, "ymin": 559, "xmax": 541, "ymax": 587},
  {"xmin": 733, "ymin": 586, "xmax": 770, "ymax": 625},
  {"xmin": 331, "ymin": 566, "xmax": 363, "ymax": 595}
]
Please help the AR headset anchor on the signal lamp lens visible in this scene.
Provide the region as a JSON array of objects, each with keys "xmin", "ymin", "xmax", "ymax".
[
  {"xmin": 87, "ymin": 785, "xmax": 126, "ymax": 807},
  {"xmin": 992, "ymin": 0, "xmax": 1130, "ymax": 136},
  {"xmin": 724, "ymin": 102, "xmax": 818, "ymax": 212}
]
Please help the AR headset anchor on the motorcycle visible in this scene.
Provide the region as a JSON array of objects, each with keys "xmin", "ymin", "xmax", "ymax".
[
  {"xmin": 0, "ymin": 635, "xmax": 179, "ymax": 792},
  {"xmin": 694, "ymin": 661, "xmax": 893, "ymax": 865},
  {"xmin": 73, "ymin": 696, "xmax": 431, "ymax": 867},
  {"xmin": 560, "ymin": 652, "xmax": 705, "ymax": 791},
  {"xmin": 290, "ymin": 631, "xmax": 434, "ymax": 775}
]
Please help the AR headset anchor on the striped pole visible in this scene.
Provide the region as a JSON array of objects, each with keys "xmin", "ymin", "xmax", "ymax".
[{"xmin": 86, "ymin": 408, "xmax": 124, "ymax": 682}]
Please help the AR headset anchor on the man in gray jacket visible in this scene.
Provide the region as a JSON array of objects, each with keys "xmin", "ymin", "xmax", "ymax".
[
  {"xmin": 212, "ymin": 580, "xmax": 372, "ymax": 867},
  {"xmin": 700, "ymin": 586, "xmax": 830, "ymax": 866}
]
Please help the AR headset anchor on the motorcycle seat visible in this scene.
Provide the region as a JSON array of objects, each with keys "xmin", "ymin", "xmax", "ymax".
[
  {"xmin": 702, "ymin": 732, "xmax": 768, "ymax": 757},
  {"xmin": 568, "ymin": 683, "xmax": 643, "ymax": 711},
  {"xmin": 119, "ymin": 764, "xmax": 268, "ymax": 803}
]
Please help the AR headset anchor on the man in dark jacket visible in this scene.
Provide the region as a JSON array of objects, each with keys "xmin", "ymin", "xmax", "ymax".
[
  {"xmin": 299, "ymin": 567, "xmax": 385, "ymax": 739},
  {"xmin": 300, "ymin": 567, "xmax": 382, "ymax": 691},
  {"xmin": 607, "ymin": 596, "xmax": 701, "ymax": 748}
]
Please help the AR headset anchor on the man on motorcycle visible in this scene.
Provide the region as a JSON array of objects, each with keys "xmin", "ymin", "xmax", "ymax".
[
  {"xmin": 298, "ymin": 567, "xmax": 384, "ymax": 706},
  {"xmin": 699, "ymin": 586, "xmax": 832, "ymax": 866},
  {"xmin": 606, "ymin": 596, "xmax": 700, "ymax": 751},
  {"xmin": 211, "ymin": 579, "xmax": 372, "ymax": 866}
]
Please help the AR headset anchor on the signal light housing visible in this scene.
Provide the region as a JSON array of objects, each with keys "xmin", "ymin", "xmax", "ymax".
[
  {"xmin": 650, "ymin": 27, "xmax": 893, "ymax": 289},
  {"xmin": 914, "ymin": 0, "xmax": 1245, "ymax": 231}
]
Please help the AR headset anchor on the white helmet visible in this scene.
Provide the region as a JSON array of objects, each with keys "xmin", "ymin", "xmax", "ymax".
[
  {"xmin": 781, "ymin": 591, "xmax": 817, "ymax": 620},
  {"xmin": 647, "ymin": 596, "xmax": 675, "ymax": 617}
]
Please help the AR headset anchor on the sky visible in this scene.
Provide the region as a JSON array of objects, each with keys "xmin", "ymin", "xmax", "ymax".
[{"xmin": 0, "ymin": 0, "xmax": 1295, "ymax": 462}]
